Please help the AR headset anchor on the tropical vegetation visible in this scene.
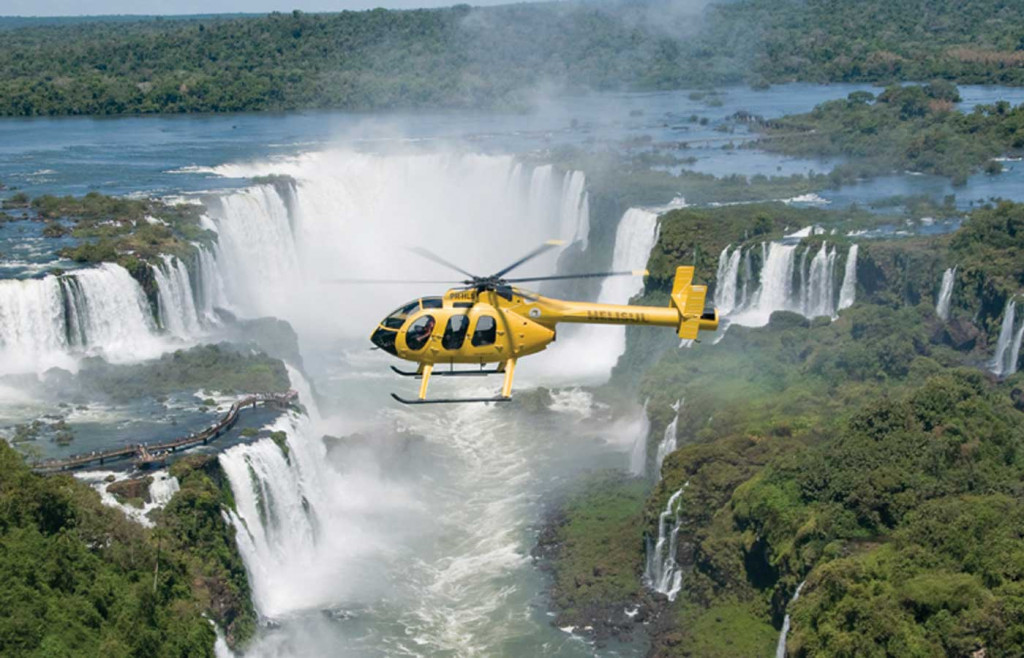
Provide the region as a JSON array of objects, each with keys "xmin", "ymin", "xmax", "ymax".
[
  {"xmin": 3, "ymin": 0, "xmax": 1024, "ymax": 116},
  {"xmin": 545, "ymin": 200, "xmax": 1024, "ymax": 656}
]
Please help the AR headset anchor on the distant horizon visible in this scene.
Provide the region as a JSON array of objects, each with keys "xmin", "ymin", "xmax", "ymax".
[{"xmin": 0, "ymin": 0, "xmax": 526, "ymax": 18}]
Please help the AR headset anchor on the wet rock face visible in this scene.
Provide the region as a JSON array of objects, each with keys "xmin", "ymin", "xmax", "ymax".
[
  {"xmin": 106, "ymin": 476, "xmax": 153, "ymax": 504},
  {"xmin": 940, "ymin": 316, "xmax": 981, "ymax": 351}
]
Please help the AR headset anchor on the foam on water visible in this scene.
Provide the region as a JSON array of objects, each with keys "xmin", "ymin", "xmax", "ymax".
[{"xmin": 77, "ymin": 469, "xmax": 181, "ymax": 529}]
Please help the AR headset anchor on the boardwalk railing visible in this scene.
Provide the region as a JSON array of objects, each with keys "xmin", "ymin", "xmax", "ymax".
[{"xmin": 32, "ymin": 390, "xmax": 299, "ymax": 474}]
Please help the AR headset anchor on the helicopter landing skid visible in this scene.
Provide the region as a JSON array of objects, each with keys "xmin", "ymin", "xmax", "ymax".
[
  {"xmin": 390, "ymin": 366, "xmax": 503, "ymax": 377},
  {"xmin": 390, "ymin": 393, "xmax": 512, "ymax": 405}
]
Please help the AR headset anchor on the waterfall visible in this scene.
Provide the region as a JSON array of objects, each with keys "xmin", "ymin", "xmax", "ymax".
[
  {"xmin": 148, "ymin": 471, "xmax": 181, "ymax": 507},
  {"xmin": 527, "ymin": 164, "xmax": 556, "ymax": 234},
  {"xmin": 64, "ymin": 263, "xmax": 160, "ymax": 359},
  {"xmin": 991, "ymin": 300, "xmax": 1022, "ymax": 377},
  {"xmin": 654, "ymin": 399, "xmax": 682, "ymax": 481},
  {"xmin": 716, "ymin": 240, "xmax": 856, "ymax": 328},
  {"xmin": 218, "ymin": 363, "xmax": 339, "ymax": 618},
  {"xmin": 220, "ymin": 413, "xmax": 329, "ymax": 618},
  {"xmin": 559, "ymin": 170, "xmax": 590, "ymax": 249},
  {"xmin": 751, "ymin": 242, "xmax": 798, "ymax": 321},
  {"xmin": 531, "ymin": 206, "xmax": 659, "ymax": 382},
  {"xmin": 194, "ymin": 241, "xmax": 230, "ymax": 322},
  {"xmin": 837, "ymin": 244, "xmax": 858, "ymax": 311},
  {"xmin": 599, "ymin": 209, "xmax": 660, "ymax": 308},
  {"xmin": 201, "ymin": 152, "xmax": 590, "ymax": 339},
  {"xmin": 206, "ymin": 184, "xmax": 301, "ymax": 320},
  {"xmin": 0, "ymin": 263, "xmax": 168, "ymax": 374},
  {"xmin": 714, "ymin": 247, "xmax": 743, "ymax": 315},
  {"xmin": 935, "ymin": 266, "xmax": 956, "ymax": 321},
  {"xmin": 740, "ymin": 248, "xmax": 753, "ymax": 308},
  {"xmin": 644, "ymin": 483, "xmax": 688, "ymax": 601},
  {"xmin": 0, "ymin": 274, "xmax": 70, "ymax": 373},
  {"xmin": 154, "ymin": 254, "xmax": 201, "ymax": 337},
  {"xmin": 802, "ymin": 243, "xmax": 836, "ymax": 318},
  {"xmin": 775, "ymin": 580, "xmax": 806, "ymax": 658},
  {"xmin": 629, "ymin": 399, "xmax": 651, "ymax": 477}
]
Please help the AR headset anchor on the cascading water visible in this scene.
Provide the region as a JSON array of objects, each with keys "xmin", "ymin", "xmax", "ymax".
[
  {"xmin": 193, "ymin": 242, "xmax": 231, "ymax": 322},
  {"xmin": 644, "ymin": 483, "xmax": 688, "ymax": 601},
  {"xmin": 935, "ymin": 266, "xmax": 956, "ymax": 321},
  {"xmin": 991, "ymin": 300, "xmax": 1023, "ymax": 377},
  {"xmin": 200, "ymin": 151, "xmax": 590, "ymax": 341},
  {"xmin": 629, "ymin": 399, "xmax": 652, "ymax": 477},
  {"xmin": 153, "ymin": 254, "xmax": 202, "ymax": 337},
  {"xmin": 189, "ymin": 149, "xmax": 673, "ymax": 653},
  {"xmin": 775, "ymin": 580, "xmax": 806, "ymax": 658},
  {"xmin": 0, "ymin": 263, "xmax": 164, "ymax": 374},
  {"xmin": 205, "ymin": 185, "xmax": 301, "ymax": 321},
  {"xmin": 802, "ymin": 243, "xmax": 837, "ymax": 318},
  {"xmin": 654, "ymin": 399, "xmax": 682, "ymax": 481},
  {"xmin": 746, "ymin": 242, "xmax": 798, "ymax": 324},
  {"xmin": 716, "ymin": 241, "xmax": 858, "ymax": 328},
  {"xmin": 559, "ymin": 170, "xmax": 590, "ymax": 249},
  {"xmin": 837, "ymin": 244, "xmax": 858, "ymax": 311},
  {"xmin": 538, "ymin": 207, "xmax": 660, "ymax": 381},
  {"xmin": 714, "ymin": 247, "xmax": 743, "ymax": 315}
]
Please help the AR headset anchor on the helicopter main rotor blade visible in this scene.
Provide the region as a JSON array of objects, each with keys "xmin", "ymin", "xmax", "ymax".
[
  {"xmin": 408, "ymin": 247, "xmax": 478, "ymax": 280},
  {"xmin": 503, "ymin": 269, "xmax": 648, "ymax": 283},
  {"xmin": 490, "ymin": 240, "xmax": 566, "ymax": 279},
  {"xmin": 323, "ymin": 278, "xmax": 463, "ymax": 284}
]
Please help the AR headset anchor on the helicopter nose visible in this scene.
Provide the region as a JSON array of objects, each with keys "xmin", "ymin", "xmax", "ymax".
[{"xmin": 370, "ymin": 326, "xmax": 399, "ymax": 356}]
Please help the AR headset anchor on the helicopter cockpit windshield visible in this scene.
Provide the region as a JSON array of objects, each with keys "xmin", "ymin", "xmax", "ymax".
[
  {"xmin": 371, "ymin": 297, "xmax": 445, "ymax": 356},
  {"xmin": 383, "ymin": 301, "xmax": 420, "ymax": 329}
]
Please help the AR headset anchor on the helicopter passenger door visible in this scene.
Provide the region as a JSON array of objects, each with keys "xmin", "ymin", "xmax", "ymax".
[
  {"xmin": 442, "ymin": 315, "xmax": 470, "ymax": 350},
  {"xmin": 471, "ymin": 315, "xmax": 497, "ymax": 347}
]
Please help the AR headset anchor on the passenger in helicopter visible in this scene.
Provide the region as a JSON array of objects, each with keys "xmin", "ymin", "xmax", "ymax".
[{"xmin": 406, "ymin": 315, "xmax": 436, "ymax": 350}]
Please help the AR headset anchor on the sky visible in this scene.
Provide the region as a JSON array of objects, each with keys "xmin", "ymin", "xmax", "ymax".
[{"xmin": 0, "ymin": 0, "xmax": 517, "ymax": 16}]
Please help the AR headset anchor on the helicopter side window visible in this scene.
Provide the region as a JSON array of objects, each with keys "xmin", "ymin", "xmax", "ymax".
[
  {"xmin": 406, "ymin": 315, "xmax": 436, "ymax": 351},
  {"xmin": 384, "ymin": 301, "xmax": 420, "ymax": 329},
  {"xmin": 471, "ymin": 315, "xmax": 497, "ymax": 347},
  {"xmin": 421, "ymin": 297, "xmax": 443, "ymax": 309},
  {"xmin": 442, "ymin": 315, "xmax": 470, "ymax": 350}
]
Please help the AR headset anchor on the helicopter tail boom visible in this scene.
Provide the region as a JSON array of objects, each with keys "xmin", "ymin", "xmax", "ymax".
[{"xmin": 538, "ymin": 266, "xmax": 718, "ymax": 340}]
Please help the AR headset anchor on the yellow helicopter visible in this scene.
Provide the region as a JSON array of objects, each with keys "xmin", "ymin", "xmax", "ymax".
[{"xmin": 357, "ymin": 240, "xmax": 719, "ymax": 404}]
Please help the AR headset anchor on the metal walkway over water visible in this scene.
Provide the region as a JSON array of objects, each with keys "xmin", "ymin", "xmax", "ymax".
[{"xmin": 31, "ymin": 390, "xmax": 298, "ymax": 473}]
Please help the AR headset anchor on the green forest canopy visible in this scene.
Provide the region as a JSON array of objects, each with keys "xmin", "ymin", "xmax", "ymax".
[{"xmin": 2, "ymin": 0, "xmax": 1024, "ymax": 116}]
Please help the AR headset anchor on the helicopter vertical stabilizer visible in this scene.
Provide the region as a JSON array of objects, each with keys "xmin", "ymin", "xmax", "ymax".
[{"xmin": 670, "ymin": 266, "xmax": 718, "ymax": 340}]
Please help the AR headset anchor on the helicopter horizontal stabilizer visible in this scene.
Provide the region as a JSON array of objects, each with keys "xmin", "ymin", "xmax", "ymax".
[
  {"xmin": 670, "ymin": 265, "xmax": 718, "ymax": 339},
  {"xmin": 390, "ymin": 393, "xmax": 512, "ymax": 405}
]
